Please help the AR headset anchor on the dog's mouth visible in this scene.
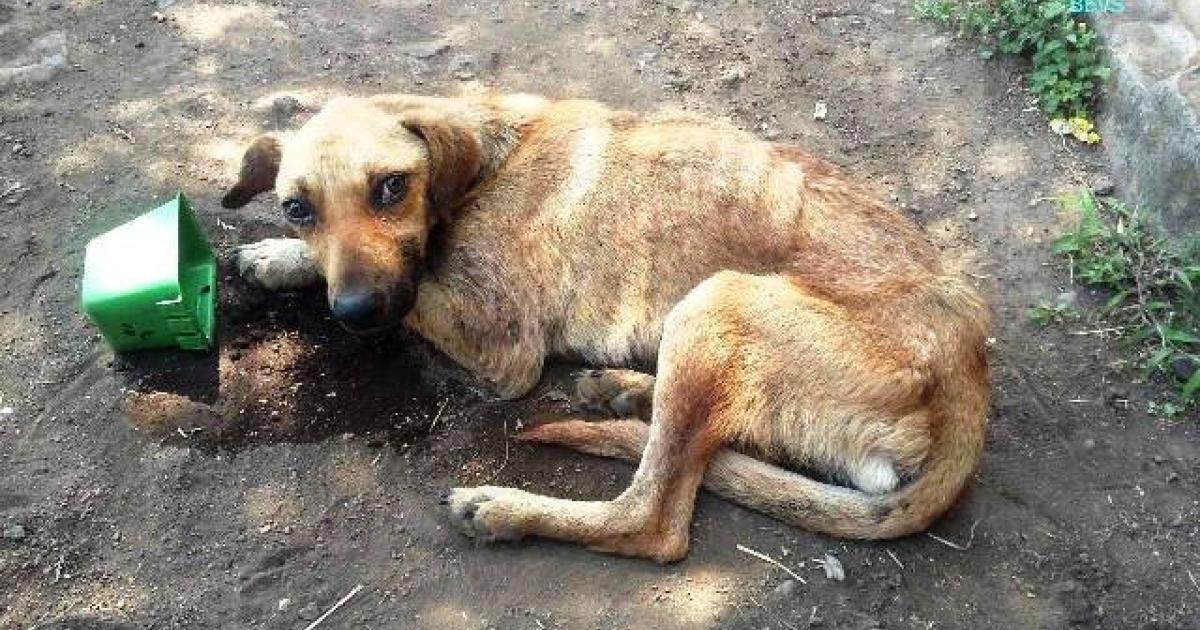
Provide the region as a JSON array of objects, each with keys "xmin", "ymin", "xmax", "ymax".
[{"xmin": 336, "ymin": 318, "xmax": 398, "ymax": 336}]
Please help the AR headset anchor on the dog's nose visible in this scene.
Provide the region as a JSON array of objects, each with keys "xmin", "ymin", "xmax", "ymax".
[{"xmin": 330, "ymin": 289, "xmax": 385, "ymax": 327}]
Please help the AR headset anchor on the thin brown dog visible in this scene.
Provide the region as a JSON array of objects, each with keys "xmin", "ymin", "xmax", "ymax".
[{"xmin": 223, "ymin": 92, "xmax": 990, "ymax": 562}]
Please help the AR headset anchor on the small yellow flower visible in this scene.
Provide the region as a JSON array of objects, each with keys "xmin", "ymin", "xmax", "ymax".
[
  {"xmin": 1051, "ymin": 116, "xmax": 1102, "ymax": 144},
  {"xmin": 1072, "ymin": 117, "xmax": 1100, "ymax": 143}
]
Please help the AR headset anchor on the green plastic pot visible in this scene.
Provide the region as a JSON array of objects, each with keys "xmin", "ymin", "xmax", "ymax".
[{"xmin": 81, "ymin": 193, "xmax": 217, "ymax": 352}]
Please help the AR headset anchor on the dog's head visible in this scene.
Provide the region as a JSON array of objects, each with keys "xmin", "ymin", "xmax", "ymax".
[{"xmin": 222, "ymin": 96, "xmax": 485, "ymax": 333}]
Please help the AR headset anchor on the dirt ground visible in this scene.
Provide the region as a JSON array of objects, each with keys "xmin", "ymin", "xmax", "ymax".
[{"xmin": 1, "ymin": 0, "xmax": 1198, "ymax": 628}]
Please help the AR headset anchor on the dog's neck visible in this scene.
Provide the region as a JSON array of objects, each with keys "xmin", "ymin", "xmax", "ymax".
[{"xmin": 471, "ymin": 93, "xmax": 548, "ymax": 182}]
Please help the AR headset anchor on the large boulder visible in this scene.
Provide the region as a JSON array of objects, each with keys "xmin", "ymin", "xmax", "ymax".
[{"xmin": 1095, "ymin": 0, "xmax": 1200, "ymax": 244}]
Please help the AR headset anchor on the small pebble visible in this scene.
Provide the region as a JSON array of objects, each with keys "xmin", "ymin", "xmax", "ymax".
[
  {"xmin": 772, "ymin": 579, "xmax": 798, "ymax": 599},
  {"xmin": 1092, "ymin": 175, "xmax": 1115, "ymax": 196},
  {"xmin": 821, "ymin": 553, "xmax": 845, "ymax": 581},
  {"xmin": 448, "ymin": 54, "xmax": 479, "ymax": 80},
  {"xmin": 813, "ymin": 101, "xmax": 828, "ymax": 121},
  {"xmin": 298, "ymin": 602, "xmax": 320, "ymax": 620},
  {"xmin": 719, "ymin": 65, "xmax": 747, "ymax": 86},
  {"xmin": 2, "ymin": 524, "xmax": 27, "ymax": 540}
]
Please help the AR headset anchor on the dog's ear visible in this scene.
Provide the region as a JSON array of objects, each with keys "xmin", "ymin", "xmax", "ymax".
[
  {"xmin": 401, "ymin": 110, "xmax": 484, "ymax": 221},
  {"xmin": 222, "ymin": 134, "xmax": 282, "ymax": 209}
]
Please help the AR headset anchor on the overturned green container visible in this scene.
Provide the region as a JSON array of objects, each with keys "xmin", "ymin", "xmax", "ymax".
[{"xmin": 82, "ymin": 193, "xmax": 217, "ymax": 352}]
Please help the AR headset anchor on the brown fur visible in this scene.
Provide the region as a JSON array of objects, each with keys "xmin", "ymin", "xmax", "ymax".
[{"xmin": 224, "ymin": 92, "xmax": 990, "ymax": 562}]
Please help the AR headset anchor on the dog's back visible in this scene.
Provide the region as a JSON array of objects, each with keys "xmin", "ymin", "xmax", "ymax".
[{"xmin": 448, "ymin": 98, "xmax": 958, "ymax": 367}]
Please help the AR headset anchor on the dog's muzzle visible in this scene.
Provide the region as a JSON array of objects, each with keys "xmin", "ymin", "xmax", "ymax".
[{"xmin": 329, "ymin": 281, "xmax": 415, "ymax": 333}]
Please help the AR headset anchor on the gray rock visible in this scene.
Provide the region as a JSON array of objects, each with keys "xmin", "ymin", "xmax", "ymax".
[
  {"xmin": 1170, "ymin": 355, "xmax": 1197, "ymax": 380},
  {"xmin": 1095, "ymin": 5, "xmax": 1200, "ymax": 244},
  {"xmin": 2, "ymin": 524, "xmax": 27, "ymax": 540},
  {"xmin": 0, "ymin": 32, "xmax": 67, "ymax": 88},
  {"xmin": 402, "ymin": 40, "xmax": 450, "ymax": 60},
  {"xmin": 1092, "ymin": 175, "xmax": 1116, "ymax": 196}
]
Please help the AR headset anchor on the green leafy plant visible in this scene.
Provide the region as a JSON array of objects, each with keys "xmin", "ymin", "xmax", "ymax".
[
  {"xmin": 1028, "ymin": 299, "xmax": 1078, "ymax": 325},
  {"xmin": 914, "ymin": 0, "xmax": 959, "ymax": 23},
  {"xmin": 914, "ymin": 0, "xmax": 1110, "ymax": 123},
  {"xmin": 1051, "ymin": 190, "xmax": 1200, "ymax": 412}
]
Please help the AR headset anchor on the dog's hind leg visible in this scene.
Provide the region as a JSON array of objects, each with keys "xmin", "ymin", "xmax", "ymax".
[
  {"xmin": 446, "ymin": 271, "xmax": 753, "ymax": 562},
  {"xmin": 233, "ymin": 238, "xmax": 321, "ymax": 291}
]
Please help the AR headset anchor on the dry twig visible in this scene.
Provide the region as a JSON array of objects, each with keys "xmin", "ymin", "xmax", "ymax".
[
  {"xmin": 1068, "ymin": 326, "xmax": 1127, "ymax": 336},
  {"xmin": 427, "ymin": 399, "xmax": 448, "ymax": 433},
  {"xmin": 109, "ymin": 124, "xmax": 135, "ymax": 143},
  {"xmin": 481, "ymin": 419, "xmax": 512, "ymax": 484},
  {"xmin": 926, "ymin": 520, "xmax": 980, "ymax": 551},
  {"xmin": 736, "ymin": 544, "xmax": 807, "ymax": 584},
  {"xmin": 303, "ymin": 584, "xmax": 364, "ymax": 630}
]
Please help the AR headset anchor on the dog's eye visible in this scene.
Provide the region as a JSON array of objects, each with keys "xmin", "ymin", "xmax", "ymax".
[
  {"xmin": 373, "ymin": 173, "xmax": 408, "ymax": 209},
  {"xmin": 282, "ymin": 198, "xmax": 316, "ymax": 226}
]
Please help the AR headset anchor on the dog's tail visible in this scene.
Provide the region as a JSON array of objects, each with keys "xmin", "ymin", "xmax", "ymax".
[{"xmin": 520, "ymin": 278, "xmax": 989, "ymax": 539}]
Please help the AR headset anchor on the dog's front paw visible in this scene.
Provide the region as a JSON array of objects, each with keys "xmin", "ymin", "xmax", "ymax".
[
  {"xmin": 573, "ymin": 369, "xmax": 655, "ymax": 418},
  {"xmin": 445, "ymin": 486, "xmax": 528, "ymax": 542},
  {"xmin": 233, "ymin": 238, "xmax": 320, "ymax": 291}
]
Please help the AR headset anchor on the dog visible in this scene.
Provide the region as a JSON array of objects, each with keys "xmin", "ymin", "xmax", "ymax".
[{"xmin": 223, "ymin": 92, "xmax": 990, "ymax": 562}]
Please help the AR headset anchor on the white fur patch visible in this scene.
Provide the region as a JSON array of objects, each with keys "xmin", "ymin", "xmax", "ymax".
[
  {"xmin": 849, "ymin": 456, "xmax": 899, "ymax": 495},
  {"xmin": 542, "ymin": 125, "xmax": 610, "ymax": 218}
]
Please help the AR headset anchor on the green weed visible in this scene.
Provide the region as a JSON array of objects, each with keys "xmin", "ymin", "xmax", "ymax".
[
  {"xmin": 914, "ymin": 0, "xmax": 1109, "ymax": 122},
  {"xmin": 1051, "ymin": 190, "xmax": 1200, "ymax": 414},
  {"xmin": 1028, "ymin": 298, "xmax": 1078, "ymax": 326}
]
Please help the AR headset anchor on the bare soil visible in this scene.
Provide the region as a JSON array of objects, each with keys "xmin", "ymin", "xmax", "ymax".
[{"xmin": 1, "ymin": 1, "xmax": 1198, "ymax": 628}]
